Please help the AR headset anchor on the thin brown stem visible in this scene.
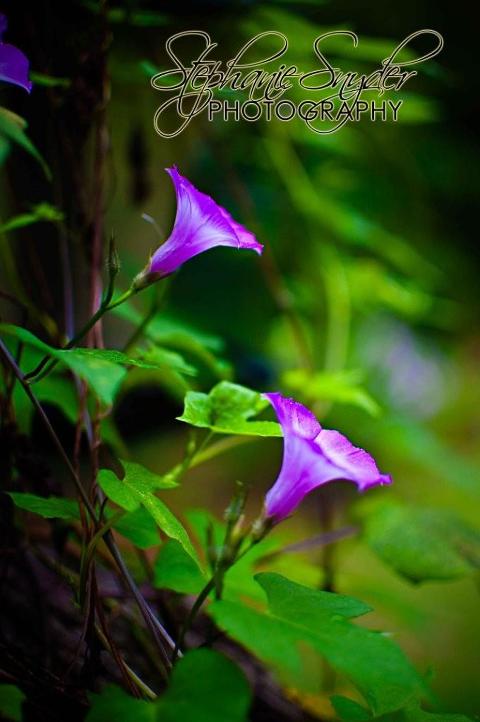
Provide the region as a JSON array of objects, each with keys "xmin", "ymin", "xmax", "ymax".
[{"xmin": 0, "ymin": 338, "xmax": 175, "ymax": 673}]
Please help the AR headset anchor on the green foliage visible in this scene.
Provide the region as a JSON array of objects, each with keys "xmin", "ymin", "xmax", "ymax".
[
  {"xmin": 138, "ymin": 345, "xmax": 197, "ymax": 377},
  {"xmin": 7, "ymin": 491, "xmax": 159, "ymax": 548},
  {"xmin": 29, "ymin": 72, "xmax": 70, "ymax": 88},
  {"xmin": 0, "ymin": 685, "xmax": 25, "ymax": 722},
  {"xmin": 359, "ymin": 499, "xmax": 480, "ymax": 583},
  {"xmin": 157, "ymin": 648, "xmax": 251, "ymax": 722},
  {"xmin": 210, "ymin": 573, "xmax": 425, "ymax": 715},
  {"xmin": 183, "ymin": 508, "xmax": 323, "ymax": 601},
  {"xmin": 283, "ymin": 368, "xmax": 381, "ymax": 416},
  {"xmin": 114, "ymin": 304, "xmax": 229, "ymax": 378},
  {"xmin": 98, "ymin": 462, "xmax": 196, "ymax": 560},
  {"xmin": 86, "ymin": 650, "xmax": 251, "ymax": 722},
  {"xmin": 0, "ymin": 203, "xmax": 64, "ymax": 233},
  {"xmin": 0, "ymin": 324, "xmax": 198, "ymax": 406},
  {"xmin": 112, "ymin": 507, "xmax": 159, "ymax": 549},
  {"xmin": 0, "ymin": 107, "xmax": 51, "ymax": 178},
  {"xmin": 178, "ymin": 381, "xmax": 281, "ymax": 436},
  {"xmin": 86, "ymin": 685, "xmax": 154, "ymax": 722},
  {"xmin": 154, "ymin": 539, "xmax": 207, "ymax": 594},
  {"xmin": 7, "ymin": 492, "xmax": 79, "ymax": 520},
  {"xmin": 332, "ymin": 695, "xmax": 475, "ymax": 721}
]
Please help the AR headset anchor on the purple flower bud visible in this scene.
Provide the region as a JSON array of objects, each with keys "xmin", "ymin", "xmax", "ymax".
[
  {"xmin": 264, "ymin": 392, "xmax": 392, "ymax": 522},
  {"xmin": 140, "ymin": 167, "xmax": 262, "ymax": 283},
  {"xmin": 0, "ymin": 14, "xmax": 32, "ymax": 93}
]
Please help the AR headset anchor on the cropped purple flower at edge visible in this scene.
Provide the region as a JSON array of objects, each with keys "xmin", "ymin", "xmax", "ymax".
[
  {"xmin": 134, "ymin": 167, "xmax": 263, "ymax": 288},
  {"xmin": 0, "ymin": 14, "xmax": 32, "ymax": 93},
  {"xmin": 264, "ymin": 392, "xmax": 392, "ymax": 523}
]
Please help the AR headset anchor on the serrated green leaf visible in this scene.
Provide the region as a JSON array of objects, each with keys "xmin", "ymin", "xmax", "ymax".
[
  {"xmin": 157, "ymin": 649, "xmax": 251, "ymax": 722},
  {"xmin": 7, "ymin": 492, "xmax": 79, "ymax": 520},
  {"xmin": 154, "ymin": 540, "xmax": 207, "ymax": 594},
  {"xmin": 210, "ymin": 573, "xmax": 425, "ymax": 715},
  {"xmin": 0, "ymin": 684, "xmax": 25, "ymax": 722},
  {"xmin": 359, "ymin": 500, "xmax": 480, "ymax": 583},
  {"xmin": 98, "ymin": 463, "xmax": 196, "ymax": 561},
  {"xmin": 178, "ymin": 381, "xmax": 281, "ymax": 437}
]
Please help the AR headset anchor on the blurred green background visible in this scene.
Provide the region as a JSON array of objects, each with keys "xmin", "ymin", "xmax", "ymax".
[{"xmin": 1, "ymin": 0, "xmax": 479, "ymax": 717}]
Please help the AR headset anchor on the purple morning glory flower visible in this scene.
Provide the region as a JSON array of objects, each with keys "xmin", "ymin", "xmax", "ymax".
[
  {"xmin": 134, "ymin": 167, "xmax": 262, "ymax": 289},
  {"xmin": 0, "ymin": 14, "xmax": 32, "ymax": 93},
  {"xmin": 264, "ymin": 392, "xmax": 392, "ymax": 522}
]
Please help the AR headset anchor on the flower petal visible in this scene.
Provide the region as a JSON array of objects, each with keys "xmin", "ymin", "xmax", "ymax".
[
  {"xmin": 263, "ymin": 392, "xmax": 321, "ymax": 439},
  {"xmin": 149, "ymin": 167, "xmax": 263, "ymax": 277},
  {"xmin": 317, "ymin": 429, "xmax": 392, "ymax": 491},
  {"xmin": 264, "ymin": 393, "xmax": 391, "ymax": 522},
  {"xmin": 0, "ymin": 15, "xmax": 32, "ymax": 93}
]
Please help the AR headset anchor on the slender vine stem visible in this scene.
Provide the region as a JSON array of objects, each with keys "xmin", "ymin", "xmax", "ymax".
[
  {"xmin": 25, "ymin": 287, "xmax": 136, "ymax": 383},
  {"xmin": 172, "ymin": 522, "xmax": 266, "ymax": 663},
  {"xmin": 0, "ymin": 337, "xmax": 176, "ymax": 673}
]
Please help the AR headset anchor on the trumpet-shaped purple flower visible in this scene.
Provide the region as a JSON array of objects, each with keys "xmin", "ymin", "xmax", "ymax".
[
  {"xmin": 134, "ymin": 167, "xmax": 262, "ymax": 288},
  {"xmin": 0, "ymin": 15, "xmax": 32, "ymax": 93},
  {"xmin": 264, "ymin": 392, "xmax": 392, "ymax": 522}
]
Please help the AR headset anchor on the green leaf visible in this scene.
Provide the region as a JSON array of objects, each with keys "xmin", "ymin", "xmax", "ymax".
[
  {"xmin": 112, "ymin": 507, "xmax": 159, "ymax": 549},
  {"xmin": 0, "ymin": 684, "xmax": 25, "ymax": 722},
  {"xmin": 87, "ymin": 685, "xmax": 154, "ymax": 722},
  {"xmin": 114, "ymin": 304, "xmax": 229, "ymax": 378},
  {"xmin": 154, "ymin": 540, "xmax": 207, "ymax": 594},
  {"xmin": 333, "ymin": 701, "xmax": 475, "ymax": 722},
  {"xmin": 98, "ymin": 460, "xmax": 177, "ymax": 511},
  {"xmin": 55, "ymin": 350, "xmax": 126, "ymax": 405},
  {"xmin": 331, "ymin": 695, "xmax": 372, "ymax": 721},
  {"xmin": 283, "ymin": 368, "xmax": 381, "ymax": 417},
  {"xmin": 0, "ymin": 203, "xmax": 64, "ymax": 233},
  {"xmin": 0, "ymin": 325, "xmax": 188, "ymax": 406},
  {"xmin": 178, "ymin": 381, "xmax": 282, "ymax": 436},
  {"xmin": 359, "ymin": 500, "xmax": 480, "ymax": 583},
  {"xmin": 139, "ymin": 345, "xmax": 197, "ymax": 376},
  {"xmin": 35, "ymin": 374, "xmax": 79, "ymax": 424},
  {"xmin": 257, "ymin": 571, "xmax": 372, "ymax": 621},
  {"xmin": 98, "ymin": 462, "xmax": 196, "ymax": 561},
  {"xmin": 7, "ymin": 492, "xmax": 79, "ymax": 520},
  {"xmin": 0, "ymin": 107, "xmax": 51, "ymax": 179},
  {"xmin": 209, "ymin": 573, "xmax": 425, "ymax": 716},
  {"xmin": 399, "ymin": 705, "xmax": 474, "ymax": 722},
  {"xmin": 83, "ymin": 3, "xmax": 168, "ymax": 27},
  {"xmin": 185, "ymin": 509, "xmax": 322, "ymax": 602},
  {"xmin": 87, "ymin": 651, "xmax": 251, "ymax": 722},
  {"xmin": 157, "ymin": 649, "xmax": 251, "ymax": 722},
  {"xmin": 30, "ymin": 72, "xmax": 71, "ymax": 88},
  {"xmin": 120, "ymin": 461, "xmax": 179, "ymax": 492}
]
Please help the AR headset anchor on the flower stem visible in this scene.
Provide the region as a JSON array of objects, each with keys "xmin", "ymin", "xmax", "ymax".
[
  {"xmin": 171, "ymin": 512, "xmax": 267, "ymax": 663},
  {"xmin": 172, "ymin": 577, "xmax": 216, "ymax": 662}
]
